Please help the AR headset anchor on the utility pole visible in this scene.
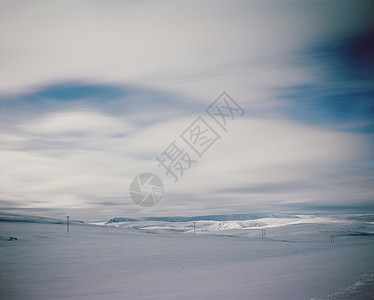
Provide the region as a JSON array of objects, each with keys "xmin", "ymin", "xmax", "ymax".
[
  {"xmin": 330, "ymin": 235, "xmax": 334, "ymax": 243},
  {"xmin": 193, "ymin": 222, "xmax": 196, "ymax": 235},
  {"xmin": 261, "ymin": 229, "xmax": 266, "ymax": 239},
  {"xmin": 66, "ymin": 216, "xmax": 70, "ymax": 233}
]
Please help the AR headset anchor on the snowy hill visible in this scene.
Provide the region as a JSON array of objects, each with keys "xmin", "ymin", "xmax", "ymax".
[
  {"xmin": 107, "ymin": 213, "xmax": 293, "ymax": 223},
  {"xmin": 102, "ymin": 213, "xmax": 374, "ymax": 238},
  {"xmin": 1, "ymin": 213, "xmax": 374, "ymax": 299}
]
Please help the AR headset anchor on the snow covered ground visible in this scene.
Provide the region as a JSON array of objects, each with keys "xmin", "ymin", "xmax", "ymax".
[{"xmin": 1, "ymin": 214, "xmax": 374, "ymax": 299}]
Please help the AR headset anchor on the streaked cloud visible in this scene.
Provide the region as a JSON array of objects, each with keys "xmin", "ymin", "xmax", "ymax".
[{"xmin": 0, "ymin": 0, "xmax": 373, "ymax": 220}]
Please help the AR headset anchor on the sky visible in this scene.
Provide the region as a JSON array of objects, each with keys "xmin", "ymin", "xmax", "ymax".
[{"xmin": 0, "ymin": 0, "xmax": 373, "ymax": 221}]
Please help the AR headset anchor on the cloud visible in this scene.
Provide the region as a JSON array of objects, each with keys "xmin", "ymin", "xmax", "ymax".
[
  {"xmin": 20, "ymin": 111, "xmax": 133, "ymax": 136},
  {"xmin": 1, "ymin": 0, "xmax": 371, "ymax": 100},
  {"xmin": 1, "ymin": 1, "xmax": 374, "ymax": 220},
  {"xmin": 1, "ymin": 105, "xmax": 372, "ymax": 219}
]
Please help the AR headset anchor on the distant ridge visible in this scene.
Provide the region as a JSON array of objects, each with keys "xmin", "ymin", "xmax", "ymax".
[
  {"xmin": 0, "ymin": 212, "xmax": 84, "ymax": 224},
  {"xmin": 0, "ymin": 212, "xmax": 63, "ymax": 224},
  {"xmin": 108, "ymin": 217, "xmax": 138, "ymax": 223}
]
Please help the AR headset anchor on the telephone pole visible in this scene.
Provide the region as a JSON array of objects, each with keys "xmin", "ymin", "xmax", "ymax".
[
  {"xmin": 66, "ymin": 216, "xmax": 70, "ymax": 233},
  {"xmin": 193, "ymin": 222, "xmax": 196, "ymax": 235}
]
